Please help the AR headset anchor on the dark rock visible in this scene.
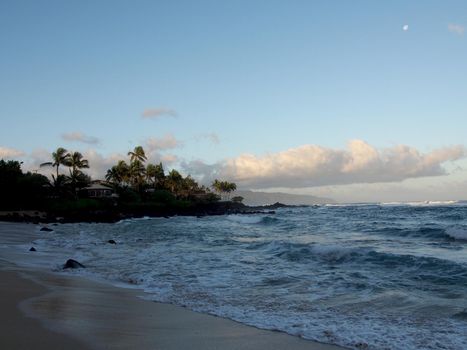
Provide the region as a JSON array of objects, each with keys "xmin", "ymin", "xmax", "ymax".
[
  {"xmin": 29, "ymin": 247, "xmax": 36, "ymax": 252},
  {"xmin": 63, "ymin": 259, "xmax": 85, "ymax": 269},
  {"xmin": 40, "ymin": 227, "xmax": 53, "ymax": 232},
  {"xmin": 107, "ymin": 239, "xmax": 116, "ymax": 244},
  {"xmin": 163, "ymin": 216, "xmax": 170, "ymax": 219}
]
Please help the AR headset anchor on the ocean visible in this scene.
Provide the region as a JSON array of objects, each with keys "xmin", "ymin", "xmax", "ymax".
[{"xmin": 22, "ymin": 202, "xmax": 467, "ymax": 349}]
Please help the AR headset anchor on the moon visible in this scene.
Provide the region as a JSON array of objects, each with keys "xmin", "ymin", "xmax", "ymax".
[{"xmin": 403, "ymin": 24, "xmax": 409, "ymax": 31}]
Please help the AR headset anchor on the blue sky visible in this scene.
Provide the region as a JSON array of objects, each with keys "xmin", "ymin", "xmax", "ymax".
[{"xmin": 1, "ymin": 1, "xmax": 467, "ymax": 201}]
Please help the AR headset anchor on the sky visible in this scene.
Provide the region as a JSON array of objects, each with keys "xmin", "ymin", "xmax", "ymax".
[{"xmin": 1, "ymin": 0, "xmax": 467, "ymax": 202}]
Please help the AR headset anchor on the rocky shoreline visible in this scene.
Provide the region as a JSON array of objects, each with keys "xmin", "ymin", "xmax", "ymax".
[{"xmin": 0, "ymin": 202, "xmax": 301, "ymax": 224}]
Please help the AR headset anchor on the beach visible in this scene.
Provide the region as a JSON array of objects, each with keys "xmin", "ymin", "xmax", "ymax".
[{"xmin": 0, "ymin": 222, "xmax": 343, "ymax": 350}]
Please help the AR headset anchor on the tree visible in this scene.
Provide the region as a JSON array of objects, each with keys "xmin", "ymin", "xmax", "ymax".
[
  {"xmin": 40, "ymin": 147, "xmax": 69, "ymax": 185},
  {"xmin": 129, "ymin": 159, "xmax": 146, "ymax": 192},
  {"xmin": 180, "ymin": 175, "xmax": 200, "ymax": 199},
  {"xmin": 231, "ymin": 196, "xmax": 244, "ymax": 203},
  {"xmin": 63, "ymin": 151, "xmax": 90, "ymax": 196},
  {"xmin": 211, "ymin": 179, "xmax": 237, "ymax": 200},
  {"xmin": 128, "ymin": 146, "xmax": 147, "ymax": 163},
  {"xmin": 64, "ymin": 151, "xmax": 89, "ymax": 175},
  {"xmin": 212, "ymin": 179, "xmax": 222, "ymax": 195},
  {"xmin": 0, "ymin": 160, "xmax": 50, "ymax": 209},
  {"xmin": 146, "ymin": 162, "xmax": 165, "ymax": 188},
  {"xmin": 106, "ymin": 161, "xmax": 130, "ymax": 188},
  {"xmin": 165, "ymin": 169, "xmax": 183, "ymax": 196},
  {"xmin": 126, "ymin": 146, "xmax": 148, "ymax": 193},
  {"xmin": 105, "ymin": 166, "xmax": 122, "ymax": 186},
  {"xmin": 0, "ymin": 160, "xmax": 23, "ymax": 209},
  {"xmin": 116, "ymin": 160, "xmax": 130, "ymax": 186}
]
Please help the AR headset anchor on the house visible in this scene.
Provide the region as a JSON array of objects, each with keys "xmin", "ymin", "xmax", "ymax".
[{"xmin": 83, "ymin": 183, "xmax": 117, "ymax": 199}]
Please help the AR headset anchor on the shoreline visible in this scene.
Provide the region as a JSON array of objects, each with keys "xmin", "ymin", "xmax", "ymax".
[
  {"xmin": 0, "ymin": 222, "xmax": 345, "ymax": 350},
  {"xmin": 0, "ymin": 264, "xmax": 89, "ymax": 350},
  {"xmin": 0, "ymin": 202, "xmax": 293, "ymax": 224}
]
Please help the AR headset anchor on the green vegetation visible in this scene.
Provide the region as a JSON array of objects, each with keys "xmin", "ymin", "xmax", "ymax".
[
  {"xmin": 0, "ymin": 159, "xmax": 50, "ymax": 210},
  {"xmin": 105, "ymin": 146, "xmax": 221, "ymax": 202},
  {"xmin": 0, "ymin": 145, "xmax": 239, "ymax": 220},
  {"xmin": 40, "ymin": 148, "xmax": 91, "ymax": 198},
  {"xmin": 212, "ymin": 179, "xmax": 237, "ymax": 200}
]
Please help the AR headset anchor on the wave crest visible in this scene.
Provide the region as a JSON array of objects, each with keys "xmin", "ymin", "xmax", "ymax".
[{"xmin": 445, "ymin": 228, "xmax": 467, "ymax": 241}]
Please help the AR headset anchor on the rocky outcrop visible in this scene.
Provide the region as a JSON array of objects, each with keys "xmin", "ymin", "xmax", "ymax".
[{"xmin": 63, "ymin": 259, "xmax": 85, "ymax": 269}]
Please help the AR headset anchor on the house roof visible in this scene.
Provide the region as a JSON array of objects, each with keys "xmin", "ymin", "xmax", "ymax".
[{"xmin": 84, "ymin": 184, "xmax": 113, "ymax": 191}]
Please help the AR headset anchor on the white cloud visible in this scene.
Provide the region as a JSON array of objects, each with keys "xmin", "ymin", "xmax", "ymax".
[
  {"xmin": 0, "ymin": 146, "xmax": 25, "ymax": 159},
  {"xmin": 142, "ymin": 107, "xmax": 177, "ymax": 119},
  {"xmin": 183, "ymin": 140, "xmax": 466, "ymax": 188},
  {"xmin": 145, "ymin": 134, "xmax": 180, "ymax": 152},
  {"xmin": 81, "ymin": 149, "xmax": 126, "ymax": 179},
  {"xmin": 181, "ymin": 159, "xmax": 221, "ymax": 181},
  {"xmin": 160, "ymin": 154, "xmax": 178, "ymax": 165},
  {"xmin": 448, "ymin": 23, "xmax": 465, "ymax": 35},
  {"xmin": 62, "ymin": 132, "xmax": 100, "ymax": 145}
]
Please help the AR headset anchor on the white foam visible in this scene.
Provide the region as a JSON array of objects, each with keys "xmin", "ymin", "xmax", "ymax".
[
  {"xmin": 226, "ymin": 215, "xmax": 263, "ymax": 224},
  {"xmin": 445, "ymin": 228, "xmax": 467, "ymax": 241},
  {"xmin": 381, "ymin": 200, "xmax": 459, "ymax": 207}
]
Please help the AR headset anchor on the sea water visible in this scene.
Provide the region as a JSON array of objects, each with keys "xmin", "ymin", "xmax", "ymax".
[{"xmin": 27, "ymin": 202, "xmax": 467, "ymax": 349}]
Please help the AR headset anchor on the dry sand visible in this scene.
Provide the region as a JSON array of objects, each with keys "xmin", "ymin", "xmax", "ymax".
[{"xmin": 0, "ymin": 222, "xmax": 345, "ymax": 350}]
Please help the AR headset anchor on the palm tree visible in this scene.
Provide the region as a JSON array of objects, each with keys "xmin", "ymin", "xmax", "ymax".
[
  {"xmin": 106, "ymin": 160, "xmax": 131, "ymax": 188},
  {"xmin": 212, "ymin": 179, "xmax": 222, "ymax": 196},
  {"xmin": 64, "ymin": 152, "xmax": 90, "ymax": 195},
  {"xmin": 146, "ymin": 164, "xmax": 157, "ymax": 186},
  {"xmin": 128, "ymin": 146, "xmax": 147, "ymax": 163},
  {"xmin": 116, "ymin": 160, "xmax": 130, "ymax": 186},
  {"xmin": 129, "ymin": 159, "xmax": 146, "ymax": 191},
  {"xmin": 180, "ymin": 175, "xmax": 200, "ymax": 199},
  {"xmin": 105, "ymin": 166, "xmax": 122, "ymax": 186},
  {"xmin": 165, "ymin": 169, "xmax": 183, "ymax": 196},
  {"xmin": 40, "ymin": 147, "xmax": 69, "ymax": 184},
  {"xmin": 224, "ymin": 181, "xmax": 237, "ymax": 200},
  {"xmin": 146, "ymin": 162, "xmax": 165, "ymax": 188},
  {"xmin": 65, "ymin": 151, "xmax": 89, "ymax": 176},
  {"xmin": 211, "ymin": 179, "xmax": 237, "ymax": 200}
]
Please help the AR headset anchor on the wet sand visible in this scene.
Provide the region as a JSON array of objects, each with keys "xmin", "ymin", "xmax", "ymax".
[{"xmin": 0, "ymin": 267, "xmax": 88, "ymax": 350}]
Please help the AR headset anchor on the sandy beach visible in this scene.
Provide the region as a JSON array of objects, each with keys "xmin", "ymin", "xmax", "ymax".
[{"xmin": 0, "ymin": 222, "xmax": 344, "ymax": 350}]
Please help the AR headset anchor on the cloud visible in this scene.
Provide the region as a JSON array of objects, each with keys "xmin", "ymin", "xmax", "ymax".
[
  {"xmin": 448, "ymin": 23, "xmax": 465, "ymax": 35},
  {"xmin": 181, "ymin": 159, "xmax": 221, "ymax": 180},
  {"xmin": 79, "ymin": 149, "xmax": 125, "ymax": 179},
  {"xmin": 195, "ymin": 133, "xmax": 220, "ymax": 144},
  {"xmin": 62, "ymin": 132, "xmax": 100, "ymax": 145},
  {"xmin": 183, "ymin": 140, "xmax": 466, "ymax": 188},
  {"xmin": 160, "ymin": 154, "xmax": 179, "ymax": 164},
  {"xmin": 145, "ymin": 134, "xmax": 181, "ymax": 152},
  {"xmin": 142, "ymin": 107, "xmax": 177, "ymax": 119},
  {"xmin": 0, "ymin": 146, "xmax": 25, "ymax": 159}
]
